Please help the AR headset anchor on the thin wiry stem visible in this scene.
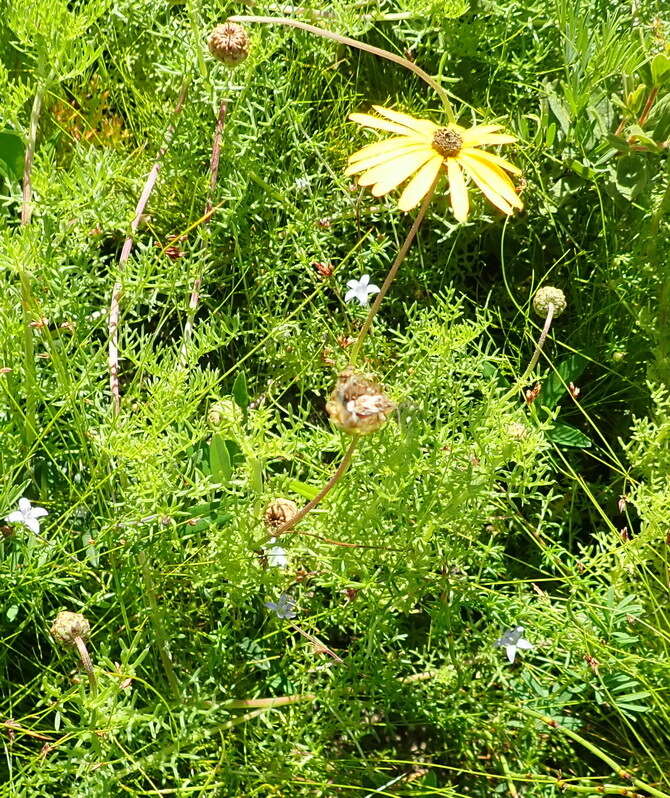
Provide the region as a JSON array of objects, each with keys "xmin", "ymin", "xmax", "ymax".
[
  {"xmin": 520, "ymin": 707, "xmax": 670, "ymax": 798},
  {"xmin": 139, "ymin": 551, "xmax": 181, "ymax": 698},
  {"xmin": 181, "ymin": 99, "xmax": 228, "ymax": 363},
  {"xmin": 228, "ymin": 15, "xmax": 456, "ymax": 119},
  {"xmin": 348, "ymin": 180, "xmax": 438, "ymax": 366},
  {"xmin": 263, "ymin": 438, "xmax": 358, "ymax": 543},
  {"xmin": 108, "ymin": 81, "xmax": 189, "ymax": 415},
  {"xmin": 21, "ymin": 83, "xmax": 45, "ymax": 225},
  {"xmin": 18, "ymin": 82, "xmax": 47, "ymax": 466}
]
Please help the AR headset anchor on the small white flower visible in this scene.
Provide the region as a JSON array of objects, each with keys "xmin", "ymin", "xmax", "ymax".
[
  {"xmin": 495, "ymin": 626, "xmax": 533, "ymax": 663},
  {"xmin": 294, "ymin": 176, "xmax": 310, "ymax": 191},
  {"xmin": 264, "ymin": 593, "xmax": 296, "ymax": 619},
  {"xmin": 267, "ymin": 537, "xmax": 288, "ymax": 568},
  {"xmin": 344, "ymin": 274, "xmax": 380, "ymax": 307},
  {"xmin": 5, "ymin": 497, "xmax": 48, "ymax": 535}
]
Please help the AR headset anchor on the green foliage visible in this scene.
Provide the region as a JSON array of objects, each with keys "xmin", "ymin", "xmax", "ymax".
[{"xmin": 2, "ymin": 0, "xmax": 670, "ymax": 795}]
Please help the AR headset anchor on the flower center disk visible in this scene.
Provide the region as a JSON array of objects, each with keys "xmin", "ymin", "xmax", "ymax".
[{"xmin": 431, "ymin": 128, "xmax": 463, "ymax": 158}]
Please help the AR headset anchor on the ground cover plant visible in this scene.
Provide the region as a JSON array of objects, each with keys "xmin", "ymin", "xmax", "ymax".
[{"xmin": 2, "ymin": 0, "xmax": 670, "ymax": 795}]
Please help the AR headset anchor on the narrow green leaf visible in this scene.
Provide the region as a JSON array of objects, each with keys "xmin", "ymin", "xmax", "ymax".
[
  {"xmin": 0, "ymin": 131, "xmax": 25, "ymax": 181},
  {"xmin": 547, "ymin": 422, "xmax": 592, "ymax": 448},
  {"xmin": 232, "ymin": 371, "xmax": 250, "ymax": 410},
  {"xmin": 210, "ymin": 433, "xmax": 232, "ymax": 484},
  {"xmin": 286, "ymin": 478, "xmax": 320, "ymax": 500}
]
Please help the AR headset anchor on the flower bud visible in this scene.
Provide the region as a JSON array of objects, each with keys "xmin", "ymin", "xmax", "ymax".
[
  {"xmin": 207, "ymin": 398, "xmax": 239, "ymax": 432},
  {"xmin": 533, "ymin": 287, "xmax": 566, "ymax": 317},
  {"xmin": 264, "ymin": 498, "xmax": 298, "ymax": 530},
  {"xmin": 51, "ymin": 611, "xmax": 90, "ymax": 647},
  {"xmin": 326, "ymin": 369, "xmax": 395, "ymax": 435},
  {"xmin": 208, "ymin": 22, "xmax": 250, "ymax": 66}
]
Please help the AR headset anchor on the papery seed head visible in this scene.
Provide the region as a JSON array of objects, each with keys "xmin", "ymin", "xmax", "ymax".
[
  {"xmin": 326, "ymin": 368, "xmax": 395, "ymax": 435},
  {"xmin": 208, "ymin": 22, "xmax": 250, "ymax": 66},
  {"xmin": 533, "ymin": 287, "xmax": 567, "ymax": 317},
  {"xmin": 264, "ymin": 498, "xmax": 298, "ymax": 530},
  {"xmin": 51, "ymin": 611, "xmax": 90, "ymax": 646}
]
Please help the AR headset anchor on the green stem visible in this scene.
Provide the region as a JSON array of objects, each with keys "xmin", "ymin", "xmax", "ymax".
[
  {"xmin": 348, "ymin": 181, "xmax": 437, "ymax": 366},
  {"xmin": 139, "ymin": 551, "xmax": 181, "ymax": 698},
  {"xmin": 649, "ymin": 152, "xmax": 670, "ymax": 386},
  {"xmin": 228, "ymin": 15, "xmax": 456, "ymax": 119},
  {"xmin": 520, "ymin": 707, "xmax": 670, "ymax": 798},
  {"xmin": 18, "ymin": 81, "xmax": 47, "ymax": 461}
]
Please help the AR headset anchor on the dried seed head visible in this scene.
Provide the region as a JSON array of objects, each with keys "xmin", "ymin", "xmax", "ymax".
[
  {"xmin": 51, "ymin": 611, "xmax": 90, "ymax": 647},
  {"xmin": 431, "ymin": 127, "xmax": 463, "ymax": 158},
  {"xmin": 533, "ymin": 287, "xmax": 567, "ymax": 317},
  {"xmin": 264, "ymin": 498, "xmax": 298, "ymax": 530},
  {"xmin": 326, "ymin": 368, "xmax": 395, "ymax": 435},
  {"xmin": 208, "ymin": 22, "xmax": 250, "ymax": 66}
]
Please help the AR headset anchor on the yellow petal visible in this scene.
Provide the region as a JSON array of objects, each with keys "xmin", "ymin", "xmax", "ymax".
[
  {"xmin": 348, "ymin": 135, "xmax": 426, "ymax": 165},
  {"xmin": 368, "ymin": 149, "xmax": 436, "ymax": 195},
  {"xmin": 349, "ymin": 112, "xmax": 418, "ymax": 137},
  {"xmin": 461, "ymin": 124, "xmax": 503, "ymax": 142},
  {"xmin": 371, "ymin": 106, "xmax": 437, "ymax": 136},
  {"xmin": 458, "ymin": 152, "xmax": 522, "ymax": 209},
  {"xmin": 462, "ymin": 131, "xmax": 517, "ymax": 146},
  {"xmin": 446, "ymin": 158, "xmax": 469, "ymax": 222},
  {"xmin": 457, "ymin": 155, "xmax": 515, "ymax": 215},
  {"xmin": 397, "ymin": 155, "xmax": 443, "ymax": 211},
  {"xmin": 346, "ymin": 144, "xmax": 429, "ymax": 176},
  {"xmin": 357, "ymin": 148, "xmax": 430, "ymax": 188},
  {"xmin": 461, "ymin": 147, "xmax": 522, "ymax": 175}
]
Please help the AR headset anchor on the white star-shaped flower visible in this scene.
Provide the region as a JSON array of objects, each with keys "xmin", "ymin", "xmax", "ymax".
[
  {"xmin": 267, "ymin": 538, "xmax": 288, "ymax": 568},
  {"xmin": 5, "ymin": 497, "xmax": 48, "ymax": 534},
  {"xmin": 264, "ymin": 593, "xmax": 296, "ymax": 619},
  {"xmin": 495, "ymin": 626, "xmax": 533, "ymax": 663},
  {"xmin": 344, "ymin": 274, "xmax": 380, "ymax": 307}
]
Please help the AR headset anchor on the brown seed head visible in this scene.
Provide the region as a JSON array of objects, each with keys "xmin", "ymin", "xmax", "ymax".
[
  {"xmin": 51, "ymin": 611, "xmax": 90, "ymax": 647},
  {"xmin": 432, "ymin": 127, "xmax": 463, "ymax": 158},
  {"xmin": 326, "ymin": 368, "xmax": 395, "ymax": 435},
  {"xmin": 264, "ymin": 498, "xmax": 298, "ymax": 530},
  {"xmin": 208, "ymin": 22, "xmax": 250, "ymax": 66}
]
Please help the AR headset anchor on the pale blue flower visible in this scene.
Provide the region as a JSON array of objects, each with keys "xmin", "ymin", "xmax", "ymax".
[
  {"xmin": 495, "ymin": 626, "xmax": 533, "ymax": 663},
  {"xmin": 264, "ymin": 593, "xmax": 296, "ymax": 619}
]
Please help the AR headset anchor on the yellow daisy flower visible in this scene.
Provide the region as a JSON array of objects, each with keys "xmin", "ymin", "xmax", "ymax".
[{"xmin": 345, "ymin": 105, "xmax": 523, "ymax": 221}]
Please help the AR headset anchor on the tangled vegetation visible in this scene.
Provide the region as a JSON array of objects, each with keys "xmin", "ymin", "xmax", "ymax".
[{"xmin": 1, "ymin": 0, "xmax": 670, "ymax": 795}]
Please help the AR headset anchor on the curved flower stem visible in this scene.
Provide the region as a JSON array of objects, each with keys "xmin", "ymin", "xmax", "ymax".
[
  {"xmin": 502, "ymin": 302, "xmax": 555, "ymax": 403},
  {"xmin": 228, "ymin": 15, "xmax": 456, "ymax": 120},
  {"xmin": 520, "ymin": 707, "xmax": 670, "ymax": 798},
  {"xmin": 264, "ymin": 437, "xmax": 358, "ymax": 543},
  {"xmin": 522, "ymin": 303, "xmax": 555, "ymax": 381},
  {"xmin": 73, "ymin": 636, "xmax": 97, "ymax": 696},
  {"xmin": 348, "ymin": 181, "xmax": 438, "ymax": 366}
]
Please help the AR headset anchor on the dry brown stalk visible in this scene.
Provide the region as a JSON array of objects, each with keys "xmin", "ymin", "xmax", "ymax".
[{"xmin": 108, "ymin": 82, "xmax": 189, "ymax": 415}]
